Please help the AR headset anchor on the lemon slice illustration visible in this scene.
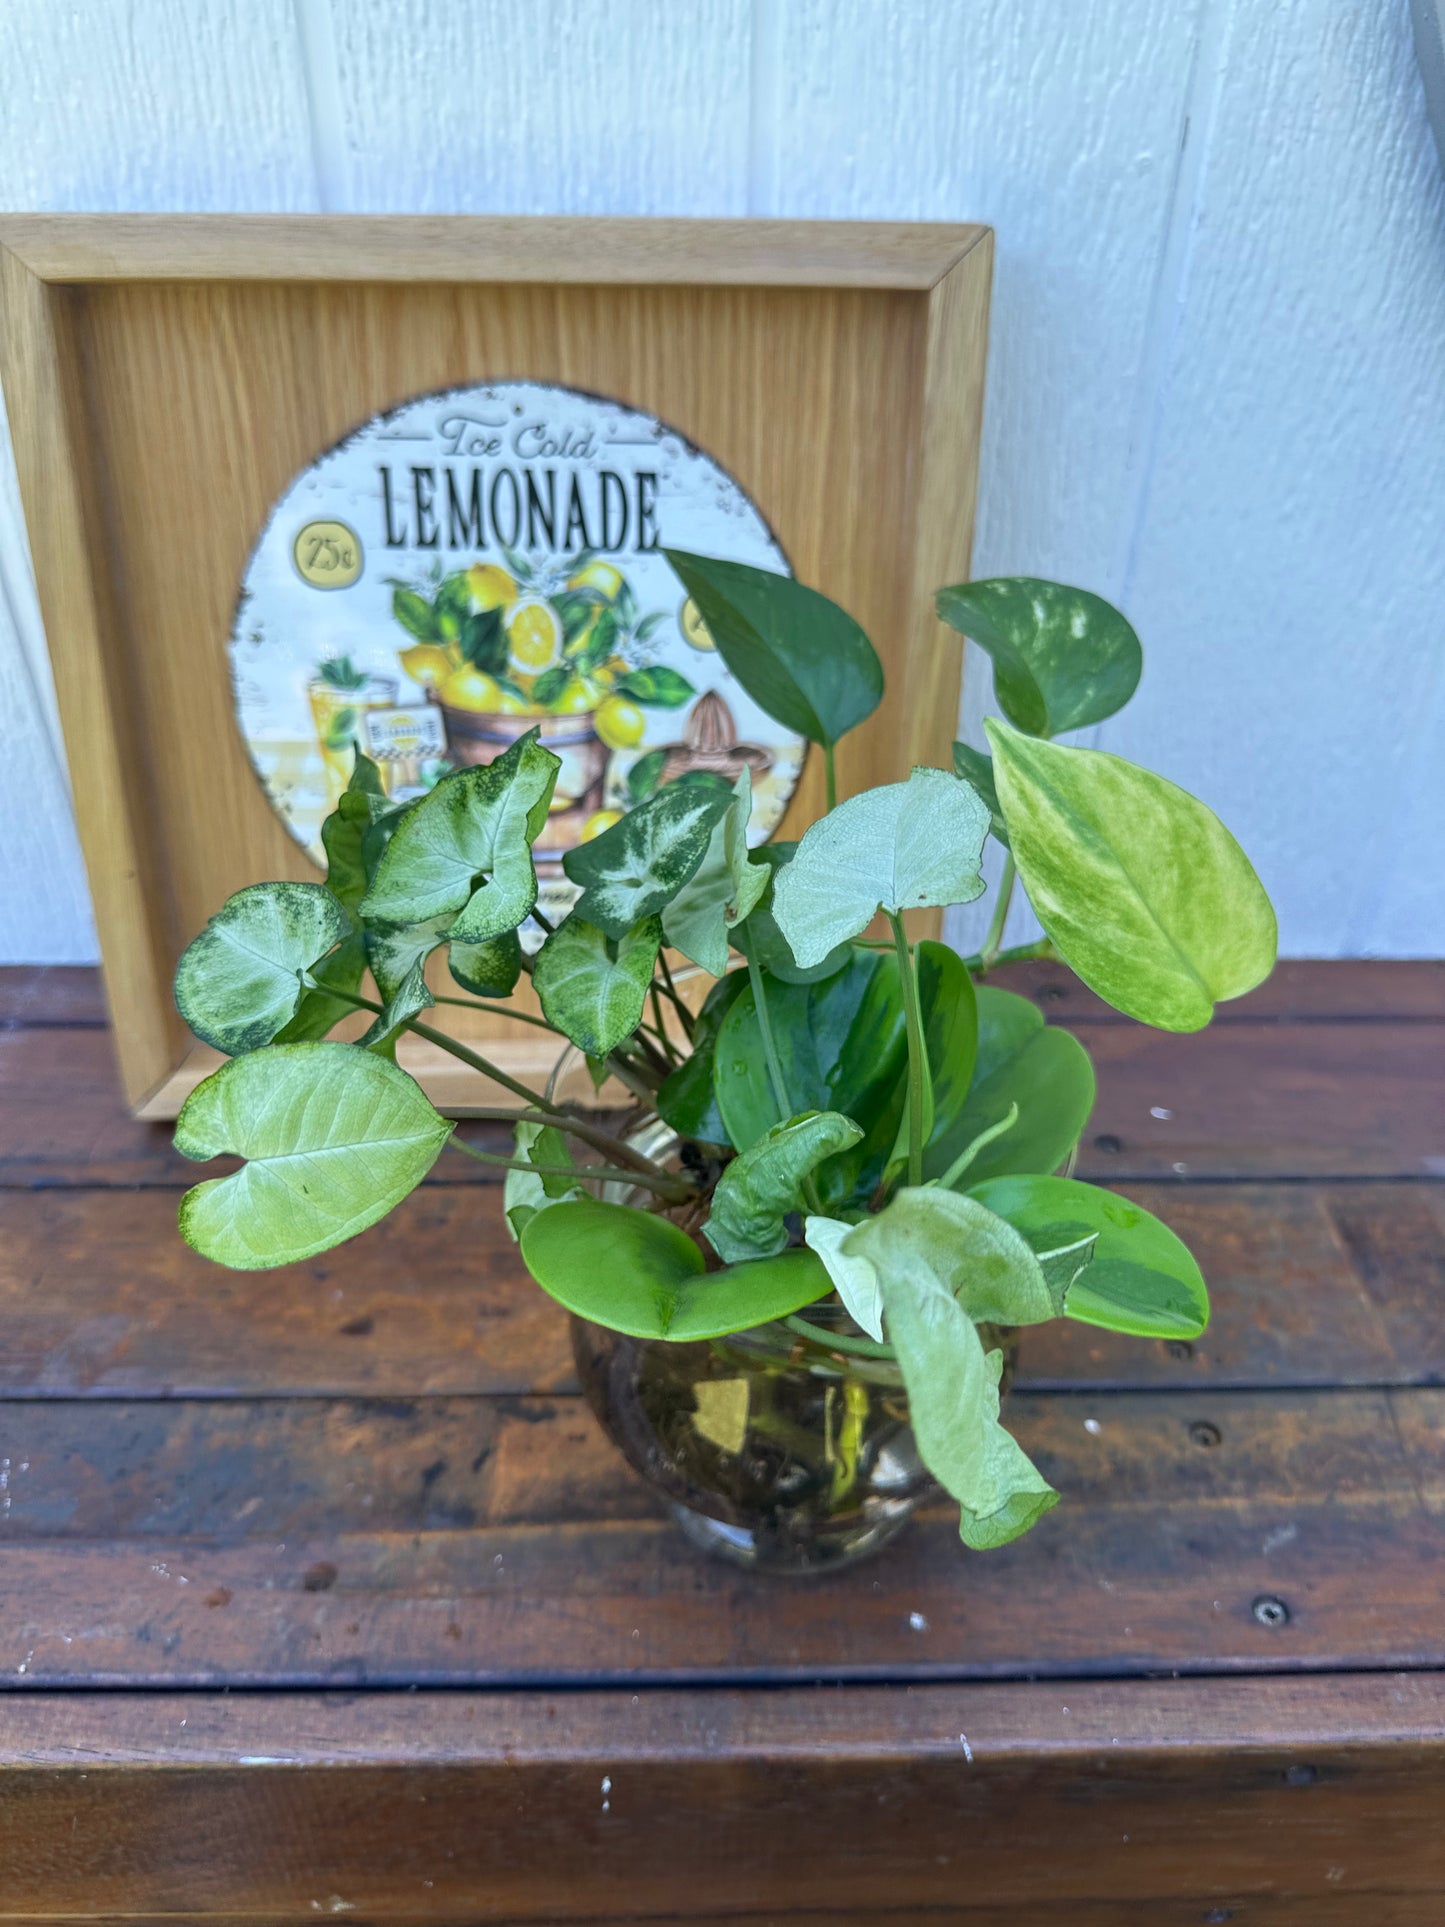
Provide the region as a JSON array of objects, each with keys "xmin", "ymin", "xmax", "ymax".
[
  {"xmin": 506, "ymin": 597, "xmax": 564, "ymax": 676},
  {"xmin": 679, "ymin": 597, "xmax": 717, "ymax": 651}
]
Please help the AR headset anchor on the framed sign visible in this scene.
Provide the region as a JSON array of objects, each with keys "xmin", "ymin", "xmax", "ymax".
[{"xmin": 0, "ymin": 216, "xmax": 992, "ymax": 1115}]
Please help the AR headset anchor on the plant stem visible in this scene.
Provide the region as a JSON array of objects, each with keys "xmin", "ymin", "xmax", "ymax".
[
  {"xmin": 426, "ymin": 993, "xmax": 560, "ymax": 1033},
  {"xmin": 934, "ymin": 1101, "xmax": 1020, "ymax": 1192},
  {"xmin": 823, "ymin": 742, "xmax": 838, "ymax": 813},
  {"xmin": 649, "ymin": 984, "xmax": 677, "ymax": 1065},
  {"xmin": 655, "ymin": 949, "xmax": 695, "ymax": 1041},
  {"xmin": 530, "ymin": 906, "xmax": 556, "ymax": 936},
  {"xmin": 746, "ymin": 949, "xmax": 792, "ymax": 1126},
  {"xmin": 448, "ymin": 1133, "xmax": 691, "ymax": 1200},
  {"xmin": 784, "ymin": 1314, "xmax": 895, "ymax": 1361},
  {"xmin": 961, "ymin": 936, "xmax": 1054, "ymax": 973},
  {"xmin": 888, "ymin": 911, "xmax": 926, "ymax": 1188},
  {"xmin": 978, "ymin": 852, "xmax": 1017, "ymax": 971}
]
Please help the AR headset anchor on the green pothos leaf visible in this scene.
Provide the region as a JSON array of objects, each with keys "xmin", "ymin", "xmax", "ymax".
[
  {"xmin": 174, "ymin": 882, "xmax": 352, "ymax": 1056},
  {"xmin": 703, "ymin": 1110, "xmax": 863, "ymax": 1264},
  {"xmin": 937, "ymin": 577, "xmax": 1142, "ymax": 738},
  {"xmin": 175, "ymin": 1043, "xmax": 451, "ymax": 1269}
]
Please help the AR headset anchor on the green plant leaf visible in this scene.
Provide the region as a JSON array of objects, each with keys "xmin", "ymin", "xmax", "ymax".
[
  {"xmin": 914, "ymin": 939, "xmax": 979, "ymax": 1162},
  {"xmin": 847, "ymin": 1199, "xmax": 1057, "ymax": 1547},
  {"xmin": 174, "ymin": 882, "xmax": 352, "ymax": 1056},
  {"xmin": 664, "ymin": 550, "xmax": 883, "ymax": 746},
  {"xmin": 714, "ymin": 952, "xmax": 907, "ymax": 1207},
  {"xmin": 614, "ymin": 665, "xmax": 695, "ymax": 708},
  {"xmin": 448, "ymin": 928, "xmax": 522, "ymax": 998},
  {"xmin": 923, "ymin": 985, "xmax": 1095, "ymax": 1185},
  {"xmin": 503, "ymin": 1120, "xmax": 586, "ymax": 1242},
  {"xmin": 937, "ymin": 578, "xmax": 1142, "ymax": 738},
  {"xmin": 364, "ymin": 914, "xmax": 449, "ymax": 1003},
  {"xmin": 360, "ymin": 959, "xmax": 435, "ymax": 1053},
  {"xmin": 804, "ymin": 1214, "xmax": 884, "ymax": 1341},
  {"xmin": 968, "ymin": 1173, "xmax": 1210, "ymax": 1338},
  {"xmin": 704, "ymin": 1110, "xmax": 864, "ymax": 1264},
  {"xmin": 655, "ymin": 970, "xmax": 749, "ymax": 1142},
  {"xmin": 987, "ymin": 719, "xmax": 1277, "ymax": 1030},
  {"xmin": 519, "ymin": 1199, "xmax": 829, "ymax": 1339},
  {"xmin": 660, "ymin": 769, "xmax": 770, "ymax": 977},
  {"xmin": 732, "ymin": 843, "xmax": 852, "ymax": 984},
  {"xmin": 952, "ymin": 742, "xmax": 1009, "ymax": 849},
  {"xmin": 852, "ymin": 1186, "xmax": 1066, "ymax": 1328},
  {"xmin": 361, "ymin": 731, "xmax": 560, "ymax": 938},
  {"xmin": 273, "ymin": 931, "xmax": 367, "ymax": 1044},
  {"xmin": 175, "ymin": 1043, "xmax": 451, "ymax": 1269},
  {"xmin": 771, "ymin": 769, "xmax": 989, "ymax": 968},
  {"xmin": 392, "ymin": 587, "xmax": 440, "ymax": 642},
  {"xmin": 562, "ymin": 783, "xmax": 733, "ymax": 938},
  {"xmin": 533, "ymin": 915, "xmax": 663, "ymax": 1056}
]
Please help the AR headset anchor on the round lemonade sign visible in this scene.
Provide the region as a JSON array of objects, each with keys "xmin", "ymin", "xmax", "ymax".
[{"xmin": 230, "ymin": 381, "xmax": 806, "ymax": 924}]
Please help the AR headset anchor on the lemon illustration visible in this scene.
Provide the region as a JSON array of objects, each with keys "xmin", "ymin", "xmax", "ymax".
[
  {"xmin": 580, "ymin": 809, "xmax": 623, "ymax": 842},
  {"xmin": 595, "ymin": 694, "xmax": 645, "ymax": 750},
  {"xmin": 466, "ymin": 563, "xmax": 516, "ymax": 610},
  {"xmin": 550, "ymin": 674, "xmax": 606, "ymax": 715},
  {"xmin": 437, "ymin": 665, "xmax": 502, "ymax": 713},
  {"xmin": 399, "ymin": 642, "xmax": 456, "ymax": 689},
  {"xmin": 494, "ymin": 688, "xmax": 545, "ymax": 717},
  {"xmin": 506, "ymin": 597, "xmax": 564, "ymax": 676},
  {"xmin": 680, "ymin": 597, "xmax": 716, "ymax": 652},
  {"xmin": 568, "ymin": 560, "xmax": 624, "ymax": 602}
]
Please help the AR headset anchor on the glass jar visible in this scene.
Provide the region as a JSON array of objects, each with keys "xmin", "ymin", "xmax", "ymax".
[{"xmin": 545, "ymin": 1041, "xmax": 1019, "ymax": 1574}]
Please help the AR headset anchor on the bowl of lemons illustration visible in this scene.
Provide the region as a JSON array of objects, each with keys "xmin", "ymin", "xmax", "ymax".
[{"xmin": 390, "ymin": 554, "xmax": 696, "ymax": 858}]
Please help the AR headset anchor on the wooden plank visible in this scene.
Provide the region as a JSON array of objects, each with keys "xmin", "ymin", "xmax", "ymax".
[
  {"xmin": 0, "ymin": 214, "xmax": 987, "ymax": 289},
  {"xmin": 0, "ymin": 1676, "xmax": 1439, "ymax": 1919},
  {"xmin": 993, "ymin": 955, "xmax": 1445, "ymax": 1023},
  {"xmin": 0, "ymin": 967, "xmax": 106, "ymax": 1027},
  {"xmin": 0, "ymin": 1181, "xmax": 1434, "ymax": 1399},
  {"xmin": 0, "ymin": 1388, "xmax": 1438, "ymax": 1688},
  {"xmin": 8, "ymin": 1007, "xmax": 1444, "ymax": 1188}
]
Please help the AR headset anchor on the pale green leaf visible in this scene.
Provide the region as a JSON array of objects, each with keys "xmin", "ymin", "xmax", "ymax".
[
  {"xmin": 664, "ymin": 550, "xmax": 883, "ymax": 747},
  {"xmin": 503, "ymin": 1120, "xmax": 586, "ymax": 1242},
  {"xmin": 364, "ymin": 915, "xmax": 449, "ymax": 1003},
  {"xmin": 850, "ymin": 1185, "xmax": 1066, "ymax": 1329},
  {"xmin": 923, "ymin": 985, "xmax": 1095, "ymax": 1185},
  {"xmin": 804, "ymin": 1214, "xmax": 883, "ymax": 1341},
  {"xmin": 562, "ymin": 783, "xmax": 732, "ymax": 938},
  {"xmin": 175, "ymin": 1043, "xmax": 451, "ymax": 1269},
  {"xmin": 360, "ymin": 730, "xmax": 560, "ymax": 939},
  {"xmin": 175, "ymin": 882, "xmax": 352, "ymax": 1056},
  {"xmin": 937, "ymin": 578, "xmax": 1141, "ymax": 737},
  {"xmin": 361, "ymin": 959, "xmax": 434, "ymax": 1052},
  {"xmin": 533, "ymin": 915, "xmax": 663, "ymax": 1056},
  {"xmin": 987, "ymin": 719, "xmax": 1277, "ymax": 1031},
  {"xmin": 704, "ymin": 1110, "xmax": 863, "ymax": 1264},
  {"xmin": 520, "ymin": 1198, "xmax": 830, "ymax": 1339},
  {"xmin": 968, "ymin": 1173, "xmax": 1210, "ymax": 1338},
  {"xmin": 661, "ymin": 769, "xmax": 770, "ymax": 976},
  {"xmin": 732, "ymin": 842, "xmax": 853, "ymax": 984},
  {"xmin": 771, "ymin": 769, "xmax": 989, "ymax": 967}
]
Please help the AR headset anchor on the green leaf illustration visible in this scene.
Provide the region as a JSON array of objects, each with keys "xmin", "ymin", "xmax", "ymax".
[
  {"xmin": 704, "ymin": 1110, "xmax": 864, "ymax": 1264},
  {"xmin": 613, "ymin": 665, "xmax": 695, "ymax": 708},
  {"xmin": 361, "ymin": 730, "xmax": 560, "ymax": 938},
  {"xmin": 532, "ymin": 915, "xmax": 663, "ymax": 1056},
  {"xmin": 771, "ymin": 768, "xmax": 989, "ymax": 968},
  {"xmin": 937, "ymin": 578, "xmax": 1142, "ymax": 738},
  {"xmin": 562, "ymin": 783, "xmax": 732, "ymax": 938},
  {"xmin": 392, "ymin": 588, "xmax": 441, "ymax": 642},
  {"xmin": 968, "ymin": 1173, "xmax": 1210, "ymax": 1338},
  {"xmin": 987, "ymin": 718, "xmax": 1278, "ymax": 1030},
  {"xmin": 175, "ymin": 1043, "xmax": 451, "ymax": 1269},
  {"xmin": 520, "ymin": 1199, "xmax": 829, "ymax": 1340},
  {"xmin": 174, "ymin": 882, "xmax": 352, "ymax": 1056},
  {"xmin": 664, "ymin": 550, "xmax": 883, "ymax": 746}
]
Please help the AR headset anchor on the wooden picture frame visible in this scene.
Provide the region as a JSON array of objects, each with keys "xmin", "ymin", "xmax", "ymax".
[{"xmin": 0, "ymin": 216, "xmax": 992, "ymax": 1117}]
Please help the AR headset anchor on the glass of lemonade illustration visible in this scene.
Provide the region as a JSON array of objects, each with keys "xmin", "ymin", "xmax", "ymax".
[{"xmin": 306, "ymin": 658, "xmax": 398, "ymax": 802}]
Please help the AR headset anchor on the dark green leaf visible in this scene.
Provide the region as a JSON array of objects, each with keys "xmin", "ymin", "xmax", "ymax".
[
  {"xmin": 460, "ymin": 606, "xmax": 507, "ymax": 674},
  {"xmin": 613, "ymin": 665, "xmax": 695, "ymax": 708},
  {"xmin": 665, "ymin": 550, "xmax": 883, "ymax": 747},
  {"xmin": 655, "ymin": 970, "xmax": 749, "ymax": 1142},
  {"xmin": 520, "ymin": 1199, "xmax": 829, "ymax": 1339},
  {"xmin": 952, "ymin": 742, "xmax": 1009, "ymax": 848},
  {"xmin": 448, "ymin": 928, "xmax": 522, "ymax": 998},
  {"xmin": 626, "ymin": 748, "xmax": 667, "ymax": 804},
  {"xmin": 936, "ymin": 577, "xmax": 1142, "ymax": 737},
  {"xmin": 530, "ymin": 665, "xmax": 571, "ymax": 708},
  {"xmin": 562, "ymin": 783, "xmax": 732, "ymax": 938}
]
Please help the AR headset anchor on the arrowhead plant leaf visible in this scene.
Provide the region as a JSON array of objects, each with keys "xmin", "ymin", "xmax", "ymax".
[
  {"xmin": 503, "ymin": 1120, "xmax": 587, "ymax": 1242},
  {"xmin": 850, "ymin": 1186, "xmax": 1068, "ymax": 1330},
  {"xmin": 771, "ymin": 768, "xmax": 989, "ymax": 967},
  {"xmin": 732, "ymin": 842, "xmax": 852, "ymax": 984},
  {"xmin": 563, "ymin": 782, "xmax": 733, "ymax": 938},
  {"xmin": 175, "ymin": 882, "xmax": 352, "ymax": 1056},
  {"xmin": 520, "ymin": 1199, "xmax": 830, "ymax": 1339},
  {"xmin": 987, "ymin": 718, "xmax": 1278, "ymax": 1030},
  {"xmin": 937, "ymin": 577, "xmax": 1142, "ymax": 738},
  {"xmin": 360, "ymin": 730, "xmax": 560, "ymax": 939},
  {"xmin": 533, "ymin": 915, "xmax": 664, "ymax": 1056},
  {"xmin": 664, "ymin": 550, "xmax": 883, "ymax": 746},
  {"xmin": 175, "ymin": 1043, "xmax": 451, "ymax": 1269},
  {"xmin": 660, "ymin": 768, "xmax": 770, "ymax": 976},
  {"xmin": 448, "ymin": 928, "xmax": 522, "ymax": 999},
  {"xmin": 703, "ymin": 1110, "xmax": 864, "ymax": 1264},
  {"xmin": 804, "ymin": 1214, "xmax": 884, "ymax": 1341},
  {"xmin": 968, "ymin": 1173, "xmax": 1210, "ymax": 1338},
  {"xmin": 360, "ymin": 959, "xmax": 435, "ymax": 1053}
]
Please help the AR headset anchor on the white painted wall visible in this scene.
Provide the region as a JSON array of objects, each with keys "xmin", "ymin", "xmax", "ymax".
[{"xmin": 1, "ymin": 0, "xmax": 1441, "ymax": 962}]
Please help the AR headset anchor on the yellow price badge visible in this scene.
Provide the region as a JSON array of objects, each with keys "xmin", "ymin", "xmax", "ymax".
[{"xmin": 293, "ymin": 520, "xmax": 362, "ymax": 589}]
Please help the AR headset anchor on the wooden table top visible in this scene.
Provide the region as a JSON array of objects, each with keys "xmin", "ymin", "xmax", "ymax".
[{"xmin": 2, "ymin": 958, "xmax": 1443, "ymax": 1924}]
